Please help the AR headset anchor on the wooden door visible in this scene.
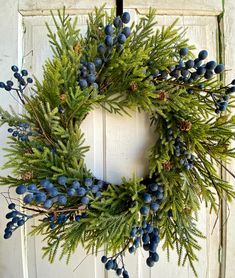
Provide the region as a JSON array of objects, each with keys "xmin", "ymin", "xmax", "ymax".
[{"xmin": 0, "ymin": 1, "xmax": 234, "ymax": 277}]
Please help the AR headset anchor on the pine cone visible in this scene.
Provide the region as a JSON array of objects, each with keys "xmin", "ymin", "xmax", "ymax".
[
  {"xmin": 73, "ymin": 42, "xmax": 81, "ymax": 54},
  {"xmin": 60, "ymin": 94, "xmax": 67, "ymax": 104},
  {"xmin": 162, "ymin": 161, "xmax": 172, "ymax": 171},
  {"xmin": 158, "ymin": 91, "xmax": 169, "ymax": 101},
  {"xmin": 130, "ymin": 81, "xmax": 138, "ymax": 92},
  {"xmin": 21, "ymin": 171, "xmax": 33, "ymax": 181},
  {"xmin": 180, "ymin": 120, "xmax": 192, "ymax": 132}
]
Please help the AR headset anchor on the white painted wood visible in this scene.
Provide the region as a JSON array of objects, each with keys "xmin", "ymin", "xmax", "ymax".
[
  {"xmin": 223, "ymin": 1, "xmax": 235, "ymax": 277},
  {"xmin": 0, "ymin": 0, "xmax": 229, "ymax": 277},
  {"xmin": 0, "ymin": 1, "xmax": 26, "ymax": 278}
]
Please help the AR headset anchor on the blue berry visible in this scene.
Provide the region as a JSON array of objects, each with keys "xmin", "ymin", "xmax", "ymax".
[
  {"xmin": 130, "ymin": 227, "xmax": 136, "ymax": 237},
  {"xmin": 198, "ymin": 50, "xmax": 208, "ymax": 60},
  {"xmin": 151, "ymin": 252, "xmax": 159, "ymax": 262},
  {"xmin": 8, "ymin": 203, "xmax": 15, "ymax": 210},
  {"xmin": 105, "ymin": 260, "xmax": 114, "ymax": 270},
  {"xmin": 185, "ymin": 60, "xmax": 194, "ymax": 69},
  {"xmin": 149, "ymin": 183, "xmax": 158, "ymax": 191},
  {"xmin": 4, "ymin": 85, "xmax": 11, "ymax": 91},
  {"xmin": 140, "ymin": 206, "xmax": 149, "ymax": 216},
  {"xmin": 179, "ymin": 48, "xmax": 188, "ymax": 56},
  {"xmin": 4, "ymin": 231, "xmax": 12, "ymax": 239},
  {"xmin": 28, "ymin": 184, "xmax": 37, "ymax": 191},
  {"xmin": 84, "ymin": 178, "xmax": 93, "ymax": 187},
  {"xmin": 67, "ymin": 188, "xmax": 76, "ymax": 196},
  {"xmin": 150, "ymin": 202, "xmax": 159, "ymax": 212},
  {"xmin": 35, "ymin": 192, "xmax": 47, "ymax": 203},
  {"xmin": 116, "ymin": 268, "xmax": 122, "ymax": 276},
  {"xmin": 204, "ymin": 70, "xmax": 214, "ymax": 79},
  {"xmin": 6, "ymin": 80, "xmax": 13, "ymax": 87},
  {"xmin": 43, "ymin": 199, "xmax": 53, "ymax": 209},
  {"xmin": 129, "ymin": 246, "xmax": 135, "ymax": 253},
  {"xmin": 97, "ymin": 44, "xmax": 106, "ymax": 55},
  {"xmin": 122, "ymin": 26, "xmax": 131, "ymax": 38},
  {"xmin": 87, "ymin": 62, "xmax": 95, "ymax": 72},
  {"xmin": 81, "ymin": 196, "xmax": 89, "ymax": 205},
  {"xmin": 23, "ymin": 194, "xmax": 34, "ymax": 204},
  {"xmin": 196, "ymin": 66, "xmax": 206, "ymax": 76},
  {"xmin": 12, "ymin": 217, "xmax": 20, "ymax": 223},
  {"xmin": 77, "ymin": 187, "xmax": 86, "ymax": 197},
  {"xmin": 7, "ymin": 128, "xmax": 13, "ymax": 133},
  {"xmin": 57, "ymin": 175, "xmax": 67, "ymax": 185},
  {"xmin": 79, "ymin": 79, "xmax": 88, "ymax": 89},
  {"xmin": 206, "ymin": 61, "xmax": 217, "ymax": 70},
  {"xmin": 87, "ymin": 74, "xmax": 96, "ymax": 84},
  {"xmin": 17, "ymin": 219, "xmax": 25, "ymax": 226},
  {"xmin": 14, "ymin": 72, "xmax": 21, "ymax": 79},
  {"xmin": 214, "ymin": 64, "xmax": 225, "ymax": 74},
  {"xmin": 11, "ymin": 65, "xmax": 18, "ymax": 72},
  {"xmin": 48, "ymin": 188, "xmax": 59, "ymax": 197},
  {"xmin": 105, "ymin": 35, "xmax": 113, "ymax": 47},
  {"xmin": 105, "ymin": 24, "xmax": 113, "ymax": 35},
  {"xmin": 57, "ymin": 195, "xmax": 67, "ymax": 205},
  {"xmin": 101, "ymin": 255, "xmax": 108, "ymax": 263},
  {"xmin": 27, "ymin": 77, "xmax": 33, "ymax": 83},
  {"xmin": 91, "ymin": 185, "xmax": 99, "ymax": 193},
  {"xmin": 72, "ymin": 181, "xmax": 80, "ymax": 189},
  {"xmin": 94, "ymin": 58, "xmax": 102, "ymax": 68},
  {"xmin": 113, "ymin": 17, "xmax": 122, "ymax": 28},
  {"xmin": 40, "ymin": 179, "xmax": 50, "ymax": 188},
  {"xmin": 121, "ymin": 12, "xmax": 131, "ymax": 24},
  {"xmin": 143, "ymin": 193, "xmax": 152, "ymax": 203},
  {"xmin": 16, "ymin": 184, "xmax": 27, "ymax": 195},
  {"xmin": 118, "ymin": 34, "xmax": 126, "ymax": 44},
  {"xmin": 21, "ymin": 70, "xmax": 28, "ymax": 76},
  {"xmin": 0, "ymin": 82, "xmax": 5, "ymax": 88}
]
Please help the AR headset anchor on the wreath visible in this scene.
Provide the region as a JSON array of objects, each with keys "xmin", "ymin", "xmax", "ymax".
[{"xmin": 0, "ymin": 7, "xmax": 235, "ymax": 278}]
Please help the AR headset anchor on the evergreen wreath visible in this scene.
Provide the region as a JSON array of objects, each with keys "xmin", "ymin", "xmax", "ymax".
[{"xmin": 0, "ymin": 7, "xmax": 235, "ymax": 277}]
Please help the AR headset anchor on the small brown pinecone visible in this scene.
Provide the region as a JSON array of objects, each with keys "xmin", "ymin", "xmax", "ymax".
[
  {"xmin": 158, "ymin": 91, "xmax": 169, "ymax": 101},
  {"xmin": 162, "ymin": 161, "xmax": 173, "ymax": 171},
  {"xmin": 180, "ymin": 120, "xmax": 192, "ymax": 132},
  {"xmin": 130, "ymin": 81, "xmax": 138, "ymax": 92},
  {"xmin": 60, "ymin": 94, "xmax": 67, "ymax": 104},
  {"xmin": 73, "ymin": 42, "xmax": 81, "ymax": 54},
  {"xmin": 21, "ymin": 171, "xmax": 33, "ymax": 181}
]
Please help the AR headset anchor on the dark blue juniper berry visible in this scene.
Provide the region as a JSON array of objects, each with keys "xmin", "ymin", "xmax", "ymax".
[
  {"xmin": 0, "ymin": 65, "xmax": 33, "ymax": 97},
  {"xmin": 7, "ymin": 122, "xmax": 33, "ymax": 142},
  {"xmin": 3, "ymin": 203, "xmax": 32, "ymax": 239}
]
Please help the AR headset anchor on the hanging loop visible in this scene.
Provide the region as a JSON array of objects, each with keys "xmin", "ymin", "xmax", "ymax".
[{"xmin": 116, "ymin": 0, "xmax": 123, "ymax": 16}]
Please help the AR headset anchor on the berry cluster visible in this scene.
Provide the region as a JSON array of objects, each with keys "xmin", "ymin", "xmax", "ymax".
[
  {"xmin": 0, "ymin": 65, "xmax": 33, "ymax": 93},
  {"xmin": 130, "ymin": 221, "xmax": 160, "ymax": 268},
  {"xmin": 140, "ymin": 183, "xmax": 164, "ymax": 216},
  {"xmin": 15, "ymin": 176, "xmax": 104, "ymax": 209},
  {"xmin": 101, "ymin": 254, "xmax": 130, "ymax": 278},
  {"xmin": 7, "ymin": 122, "xmax": 32, "ymax": 141},
  {"xmin": 4, "ymin": 203, "xmax": 31, "ymax": 239},
  {"xmin": 98, "ymin": 12, "xmax": 131, "ymax": 57},
  {"xmin": 77, "ymin": 12, "xmax": 131, "ymax": 91},
  {"xmin": 174, "ymin": 136, "xmax": 195, "ymax": 170},
  {"xmin": 214, "ymin": 81, "xmax": 235, "ymax": 113}
]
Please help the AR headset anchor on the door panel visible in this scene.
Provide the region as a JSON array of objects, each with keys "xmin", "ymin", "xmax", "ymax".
[{"xmin": 0, "ymin": 1, "xmax": 226, "ymax": 277}]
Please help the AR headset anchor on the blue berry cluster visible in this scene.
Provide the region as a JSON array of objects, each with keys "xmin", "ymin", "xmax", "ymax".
[
  {"xmin": 139, "ymin": 183, "xmax": 164, "ymax": 216},
  {"xmin": 0, "ymin": 65, "xmax": 33, "ymax": 92},
  {"xmin": 154, "ymin": 48, "xmax": 225, "ymax": 82},
  {"xmin": 15, "ymin": 176, "xmax": 104, "ymax": 209},
  {"xmin": 77, "ymin": 12, "xmax": 131, "ymax": 91},
  {"xmin": 214, "ymin": 81, "xmax": 235, "ymax": 113},
  {"xmin": 130, "ymin": 222, "xmax": 160, "ymax": 268},
  {"xmin": 4, "ymin": 202, "xmax": 31, "ymax": 239},
  {"xmin": 174, "ymin": 136, "xmax": 195, "ymax": 170},
  {"xmin": 101, "ymin": 254, "xmax": 130, "ymax": 278},
  {"xmin": 7, "ymin": 122, "xmax": 32, "ymax": 141}
]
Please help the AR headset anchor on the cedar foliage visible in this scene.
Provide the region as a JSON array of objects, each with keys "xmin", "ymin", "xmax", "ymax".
[{"xmin": 0, "ymin": 7, "xmax": 235, "ymax": 276}]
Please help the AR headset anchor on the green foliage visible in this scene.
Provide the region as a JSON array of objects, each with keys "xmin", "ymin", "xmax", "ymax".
[{"xmin": 0, "ymin": 6, "xmax": 235, "ymax": 276}]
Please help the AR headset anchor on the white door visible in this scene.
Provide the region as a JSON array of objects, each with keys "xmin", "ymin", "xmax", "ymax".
[{"xmin": 0, "ymin": 1, "xmax": 234, "ymax": 278}]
